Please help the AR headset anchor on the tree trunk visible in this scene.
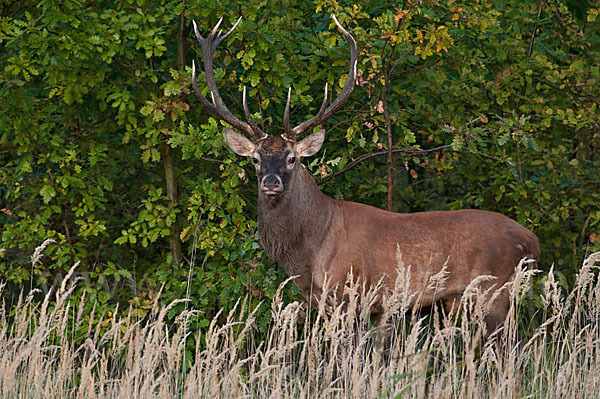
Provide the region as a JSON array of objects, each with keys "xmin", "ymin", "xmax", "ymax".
[
  {"xmin": 162, "ymin": 142, "xmax": 182, "ymax": 266},
  {"xmin": 383, "ymin": 92, "xmax": 394, "ymax": 212},
  {"xmin": 160, "ymin": 8, "xmax": 187, "ymax": 266}
]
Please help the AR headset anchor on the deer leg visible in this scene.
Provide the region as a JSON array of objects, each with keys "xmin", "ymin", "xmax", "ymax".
[
  {"xmin": 483, "ymin": 288, "xmax": 510, "ymax": 336},
  {"xmin": 442, "ymin": 290, "xmax": 510, "ymax": 338},
  {"xmin": 485, "ymin": 286, "xmax": 523, "ymax": 396},
  {"xmin": 441, "ymin": 294, "xmax": 463, "ymax": 327},
  {"xmin": 442, "ymin": 295, "xmax": 462, "ymax": 315}
]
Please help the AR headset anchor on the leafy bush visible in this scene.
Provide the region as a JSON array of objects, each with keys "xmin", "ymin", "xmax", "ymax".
[{"xmin": 1, "ymin": 0, "xmax": 599, "ymax": 336}]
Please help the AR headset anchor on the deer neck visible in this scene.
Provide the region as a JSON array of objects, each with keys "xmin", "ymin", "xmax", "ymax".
[{"xmin": 257, "ymin": 165, "xmax": 334, "ymax": 275}]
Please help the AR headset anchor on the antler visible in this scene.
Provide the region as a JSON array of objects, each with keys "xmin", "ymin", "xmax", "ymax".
[
  {"xmin": 191, "ymin": 17, "xmax": 266, "ymax": 141},
  {"xmin": 284, "ymin": 15, "xmax": 358, "ymax": 141}
]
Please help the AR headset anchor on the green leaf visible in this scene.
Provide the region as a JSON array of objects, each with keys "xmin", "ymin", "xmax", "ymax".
[
  {"xmin": 39, "ymin": 185, "xmax": 56, "ymax": 203},
  {"xmin": 451, "ymin": 135, "xmax": 462, "ymax": 151}
]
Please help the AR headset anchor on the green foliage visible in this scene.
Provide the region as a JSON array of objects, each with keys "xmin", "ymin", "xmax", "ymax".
[{"xmin": 1, "ymin": 0, "xmax": 599, "ymax": 342}]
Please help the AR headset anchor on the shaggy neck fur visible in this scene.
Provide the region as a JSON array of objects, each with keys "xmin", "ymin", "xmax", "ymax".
[{"xmin": 257, "ymin": 165, "xmax": 335, "ymax": 277}]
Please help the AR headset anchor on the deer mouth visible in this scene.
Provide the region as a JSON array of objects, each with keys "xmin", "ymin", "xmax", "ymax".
[{"xmin": 262, "ymin": 189, "xmax": 283, "ymax": 196}]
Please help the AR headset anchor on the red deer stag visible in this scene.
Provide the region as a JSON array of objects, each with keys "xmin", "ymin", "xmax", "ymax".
[{"xmin": 191, "ymin": 16, "xmax": 540, "ymax": 333}]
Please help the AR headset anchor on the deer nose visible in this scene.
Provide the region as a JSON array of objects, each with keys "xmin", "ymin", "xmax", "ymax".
[{"xmin": 261, "ymin": 174, "xmax": 283, "ymax": 193}]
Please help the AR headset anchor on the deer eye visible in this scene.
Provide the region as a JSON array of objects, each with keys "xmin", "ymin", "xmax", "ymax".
[
  {"xmin": 288, "ymin": 156, "xmax": 296, "ymax": 165},
  {"xmin": 252, "ymin": 157, "xmax": 259, "ymax": 164}
]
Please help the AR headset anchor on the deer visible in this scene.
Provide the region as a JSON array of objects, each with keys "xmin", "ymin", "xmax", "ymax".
[{"xmin": 190, "ymin": 15, "xmax": 540, "ymax": 334}]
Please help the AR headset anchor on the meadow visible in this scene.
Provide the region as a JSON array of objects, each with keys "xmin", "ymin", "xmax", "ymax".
[{"xmin": 1, "ymin": 248, "xmax": 599, "ymax": 398}]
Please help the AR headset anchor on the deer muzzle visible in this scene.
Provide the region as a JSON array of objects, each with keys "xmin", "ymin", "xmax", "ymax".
[{"xmin": 261, "ymin": 174, "xmax": 283, "ymax": 195}]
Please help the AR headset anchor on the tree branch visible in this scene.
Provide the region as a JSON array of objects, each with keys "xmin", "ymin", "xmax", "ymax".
[
  {"xmin": 318, "ymin": 144, "xmax": 452, "ymax": 185},
  {"xmin": 177, "ymin": 8, "xmax": 186, "ymax": 70},
  {"xmin": 383, "ymin": 94, "xmax": 394, "ymax": 211},
  {"xmin": 380, "ymin": 4, "xmax": 412, "ymax": 211},
  {"xmin": 160, "ymin": 4, "xmax": 187, "ymax": 266},
  {"xmin": 390, "ymin": 58, "xmax": 442, "ymax": 77},
  {"xmin": 527, "ymin": 1, "xmax": 546, "ymax": 62}
]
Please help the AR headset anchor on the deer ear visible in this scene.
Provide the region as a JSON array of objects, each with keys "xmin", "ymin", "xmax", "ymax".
[
  {"xmin": 296, "ymin": 129, "xmax": 325, "ymax": 157},
  {"xmin": 224, "ymin": 128, "xmax": 256, "ymax": 157}
]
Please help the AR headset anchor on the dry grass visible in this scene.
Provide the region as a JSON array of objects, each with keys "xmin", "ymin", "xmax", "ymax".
[{"xmin": 1, "ymin": 252, "xmax": 600, "ymax": 398}]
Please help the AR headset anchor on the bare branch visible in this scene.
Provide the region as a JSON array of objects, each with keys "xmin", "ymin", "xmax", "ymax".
[{"xmin": 318, "ymin": 144, "xmax": 452, "ymax": 185}]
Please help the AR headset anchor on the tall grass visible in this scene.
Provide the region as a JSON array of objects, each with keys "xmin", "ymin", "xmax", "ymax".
[{"xmin": 1, "ymin": 251, "xmax": 599, "ymax": 398}]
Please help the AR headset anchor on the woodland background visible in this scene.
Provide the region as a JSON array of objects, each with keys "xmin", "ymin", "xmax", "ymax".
[{"xmin": 1, "ymin": 0, "xmax": 599, "ymax": 338}]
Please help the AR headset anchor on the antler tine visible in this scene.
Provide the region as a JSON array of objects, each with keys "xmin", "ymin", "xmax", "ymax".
[
  {"xmin": 291, "ymin": 14, "xmax": 358, "ymax": 137},
  {"xmin": 314, "ymin": 82, "xmax": 329, "ymax": 122},
  {"xmin": 283, "ymin": 87, "xmax": 292, "ymax": 139},
  {"xmin": 212, "ymin": 16, "xmax": 242, "ymax": 54},
  {"xmin": 192, "ymin": 60, "xmax": 220, "ymax": 111},
  {"xmin": 191, "ymin": 18, "xmax": 265, "ymax": 140},
  {"xmin": 243, "ymin": 86, "xmax": 267, "ymax": 138},
  {"xmin": 192, "ymin": 20, "xmax": 205, "ymax": 42},
  {"xmin": 285, "ymin": 84, "xmax": 328, "ymax": 142},
  {"xmin": 209, "ymin": 17, "xmax": 224, "ymax": 38}
]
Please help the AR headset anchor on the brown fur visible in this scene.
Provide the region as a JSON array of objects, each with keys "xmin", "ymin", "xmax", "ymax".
[{"xmin": 255, "ymin": 145, "xmax": 540, "ymax": 333}]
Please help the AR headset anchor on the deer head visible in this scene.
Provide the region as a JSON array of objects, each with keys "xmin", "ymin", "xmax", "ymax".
[
  {"xmin": 224, "ymin": 129, "xmax": 325, "ymax": 196},
  {"xmin": 191, "ymin": 15, "xmax": 357, "ymax": 198}
]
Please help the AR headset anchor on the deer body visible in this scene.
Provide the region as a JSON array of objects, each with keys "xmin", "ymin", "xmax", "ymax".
[
  {"xmin": 255, "ymin": 161, "xmax": 539, "ymax": 329},
  {"xmin": 191, "ymin": 16, "xmax": 540, "ymax": 332}
]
